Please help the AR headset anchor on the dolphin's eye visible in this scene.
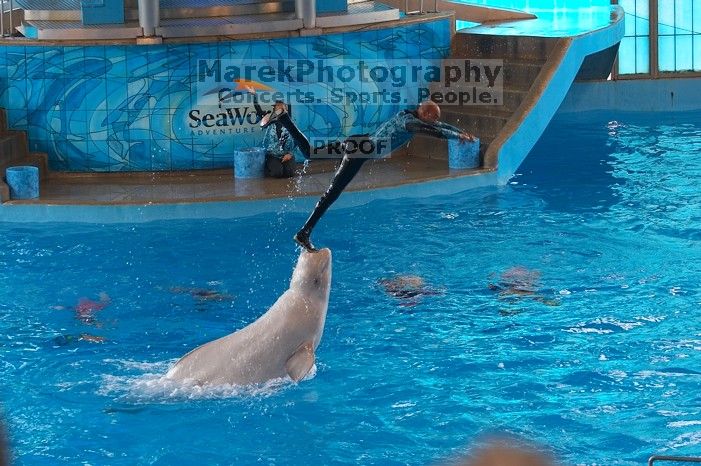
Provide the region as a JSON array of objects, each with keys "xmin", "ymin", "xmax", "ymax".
[{"xmin": 314, "ymin": 278, "xmax": 320, "ymax": 285}]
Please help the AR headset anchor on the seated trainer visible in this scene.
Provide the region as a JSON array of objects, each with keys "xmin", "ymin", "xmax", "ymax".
[
  {"xmin": 263, "ymin": 99, "xmax": 476, "ymax": 251},
  {"xmin": 250, "ymin": 89, "xmax": 297, "ymax": 178}
]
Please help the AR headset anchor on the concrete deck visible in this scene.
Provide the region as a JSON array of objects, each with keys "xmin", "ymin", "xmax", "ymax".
[{"xmin": 6, "ymin": 154, "xmax": 491, "ymax": 206}]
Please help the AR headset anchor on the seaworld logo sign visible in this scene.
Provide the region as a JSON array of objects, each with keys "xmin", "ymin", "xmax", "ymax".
[
  {"xmin": 188, "ymin": 107, "xmax": 261, "ymax": 136},
  {"xmin": 188, "ymin": 77, "xmax": 275, "ymax": 137}
]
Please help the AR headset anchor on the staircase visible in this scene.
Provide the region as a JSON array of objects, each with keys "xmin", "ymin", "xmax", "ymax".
[
  {"xmin": 408, "ymin": 33, "xmax": 564, "ymax": 169},
  {"xmin": 0, "ymin": 109, "xmax": 49, "ymax": 202},
  {"xmin": 18, "ymin": 0, "xmax": 296, "ymax": 21},
  {"xmin": 17, "ymin": 0, "xmax": 400, "ymax": 40}
]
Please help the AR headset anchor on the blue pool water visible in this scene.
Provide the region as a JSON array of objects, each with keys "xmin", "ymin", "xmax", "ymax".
[{"xmin": 1, "ymin": 111, "xmax": 700, "ymax": 465}]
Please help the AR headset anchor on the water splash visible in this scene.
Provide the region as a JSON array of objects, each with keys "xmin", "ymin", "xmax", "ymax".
[
  {"xmin": 98, "ymin": 359, "xmax": 316, "ymax": 403},
  {"xmin": 292, "ymin": 159, "xmax": 311, "ymax": 195}
]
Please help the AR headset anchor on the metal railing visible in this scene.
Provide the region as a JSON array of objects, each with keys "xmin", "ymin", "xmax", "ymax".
[
  {"xmin": 295, "ymin": 0, "xmax": 315, "ymax": 29},
  {"xmin": 0, "ymin": 0, "xmax": 15, "ymax": 37},
  {"xmin": 649, "ymin": 456, "xmax": 701, "ymax": 466}
]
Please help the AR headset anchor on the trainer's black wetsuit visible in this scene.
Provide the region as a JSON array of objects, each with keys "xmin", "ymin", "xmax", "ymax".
[
  {"xmin": 275, "ymin": 109, "xmax": 466, "ymax": 250},
  {"xmin": 252, "ymin": 98, "xmax": 298, "ymax": 178}
]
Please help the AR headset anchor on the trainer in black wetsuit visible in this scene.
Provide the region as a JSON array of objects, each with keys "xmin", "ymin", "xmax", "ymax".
[
  {"xmin": 264, "ymin": 100, "xmax": 476, "ymax": 251},
  {"xmin": 251, "ymin": 94, "xmax": 298, "ymax": 178}
]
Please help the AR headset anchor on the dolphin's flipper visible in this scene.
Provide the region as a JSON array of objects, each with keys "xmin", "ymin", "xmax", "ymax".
[{"xmin": 285, "ymin": 341, "xmax": 315, "ymax": 382}]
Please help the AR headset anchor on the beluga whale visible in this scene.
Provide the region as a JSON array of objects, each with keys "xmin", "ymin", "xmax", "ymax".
[{"xmin": 166, "ymin": 248, "xmax": 332, "ymax": 387}]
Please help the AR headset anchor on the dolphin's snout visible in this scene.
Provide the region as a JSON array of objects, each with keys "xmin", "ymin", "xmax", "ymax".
[
  {"xmin": 314, "ymin": 248, "xmax": 331, "ymax": 264},
  {"xmin": 296, "ymin": 248, "xmax": 331, "ymax": 283},
  {"xmin": 301, "ymin": 248, "xmax": 331, "ymax": 265}
]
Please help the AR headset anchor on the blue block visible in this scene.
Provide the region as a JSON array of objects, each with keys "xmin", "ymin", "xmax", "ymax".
[
  {"xmin": 233, "ymin": 147, "xmax": 266, "ymax": 179},
  {"xmin": 6, "ymin": 166, "xmax": 39, "ymax": 199},
  {"xmin": 448, "ymin": 138, "xmax": 480, "ymax": 170},
  {"xmin": 317, "ymin": 0, "xmax": 346, "ymax": 13},
  {"xmin": 81, "ymin": 0, "xmax": 125, "ymax": 25}
]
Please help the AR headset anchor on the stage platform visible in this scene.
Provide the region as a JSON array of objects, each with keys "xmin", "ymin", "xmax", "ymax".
[{"xmin": 7, "ymin": 154, "xmax": 490, "ymax": 206}]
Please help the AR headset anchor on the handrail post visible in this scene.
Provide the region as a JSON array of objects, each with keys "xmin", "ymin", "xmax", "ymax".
[
  {"xmin": 8, "ymin": 0, "xmax": 13, "ymax": 36},
  {"xmin": 405, "ymin": 0, "xmax": 425, "ymax": 14},
  {"xmin": 1, "ymin": 0, "xmax": 5, "ymax": 37},
  {"xmin": 138, "ymin": 0, "xmax": 159, "ymax": 37},
  {"xmin": 295, "ymin": 0, "xmax": 316, "ymax": 29}
]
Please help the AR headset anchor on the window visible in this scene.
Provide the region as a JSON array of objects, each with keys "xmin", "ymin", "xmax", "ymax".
[
  {"xmin": 658, "ymin": 0, "xmax": 701, "ymax": 72},
  {"xmin": 618, "ymin": 0, "xmax": 651, "ymax": 74}
]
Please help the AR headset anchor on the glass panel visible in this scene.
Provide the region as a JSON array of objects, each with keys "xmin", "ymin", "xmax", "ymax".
[
  {"xmin": 694, "ymin": 35, "xmax": 701, "ymax": 70},
  {"xmin": 619, "ymin": 0, "xmax": 636, "ymax": 15},
  {"xmin": 658, "ymin": 1, "xmax": 677, "ymax": 35},
  {"xmin": 658, "ymin": 35, "xmax": 676, "ymax": 71},
  {"xmin": 636, "ymin": 16, "xmax": 650, "ymax": 35},
  {"xmin": 694, "ymin": 0, "xmax": 701, "ymax": 33},
  {"xmin": 676, "ymin": 0, "xmax": 694, "ymax": 33},
  {"xmin": 621, "ymin": 0, "xmax": 637, "ymax": 36},
  {"xmin": 636, "ymin": 36, "xmax": 650, "ymax": 73},
  {"xmin": 636, "ymin": 0, "xmax": 649, "ymax": 18},
  {"xmin": 658, "ymin": 22, "xmax": 676, "ymax": 36},
  {"xmin": 618, "ymin": 36, "xmax": 637, "ymax": 74},
  {"xmin": 675, "ymin": 35, "xmax": 694, "ymax": 70}
]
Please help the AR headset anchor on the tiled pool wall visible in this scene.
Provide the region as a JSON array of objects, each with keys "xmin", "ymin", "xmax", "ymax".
[
  {"xmin": 558, "ymin": 78, "xmax": 701, "ymax": 113},
  {"xmin": 0, "ymin": 18, "xmax": 451, "ymax": 172}
]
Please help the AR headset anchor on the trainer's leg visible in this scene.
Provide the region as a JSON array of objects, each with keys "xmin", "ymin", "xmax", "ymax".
[
  {"xmin": 282, "ymin": 158, "xmax": 296, "ymax": 178},
  {"xmin": 294, "ymin": 155, "xmax": 368, "ymax": 251},
  {"xmin": 265, "ymin": 154, "xmax": 284, "ymax": 178},
  {"xmin": 276, "ymin": 114, "xmax": 312, "ymax": 158}
]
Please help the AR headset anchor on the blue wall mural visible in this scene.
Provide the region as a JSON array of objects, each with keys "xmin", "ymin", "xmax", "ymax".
[{"xmin": 0, "ymin": 18, "xmax": 451, "ymax": 172}]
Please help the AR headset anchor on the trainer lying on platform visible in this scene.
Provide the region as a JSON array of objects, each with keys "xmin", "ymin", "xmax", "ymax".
[{"xmin": 260, "ymin": 98, "xmax": 477, "ymax": 251}]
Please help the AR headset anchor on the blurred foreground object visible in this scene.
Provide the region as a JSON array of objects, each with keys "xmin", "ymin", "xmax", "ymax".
[
  {"xmin": 0, "ymin": 421, "xmax": 8, "ymax": 466},
  {"xmin": 454, "ymin": 441, "xmax": 555, "ymax": 466}
]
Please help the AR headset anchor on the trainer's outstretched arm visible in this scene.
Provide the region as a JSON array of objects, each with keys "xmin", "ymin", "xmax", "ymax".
[{"xmin": 405, "ymin": 120, "xmax": 464, "ymax": 140}]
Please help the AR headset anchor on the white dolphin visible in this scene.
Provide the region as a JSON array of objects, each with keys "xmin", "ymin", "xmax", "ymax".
[{"xmin": 166, "ymin": 248, "xmax": 332, "ymax": 386}]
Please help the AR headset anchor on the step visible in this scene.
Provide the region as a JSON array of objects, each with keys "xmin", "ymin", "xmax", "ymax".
[
  {"xmin": 442, "ymin": 110, "xmax": 509, "ymax": 140},
  {"xmin": 406, "ymin": 133, "xmax": 494, "ymax": 168},
  {"xmin": 444, "ymin": 88, "xmax": 528, "ymax": 114},
  {"xmin": 21, "ymin": 2, "xmax": 399, "ymax": 40},
  {"xmin": 28, "ymin": 151, "xmax": 50, "ymax": 180},
  {"xmin": 128, "ymin": 0, "xmax": 295, "ymax": 21},
  {"xmin": 452, "ymin": 34, "xmax": 560, "ymax": 62},
  {"xmin": 21, "ymin": 0, "xmax": 295, "ymax": 21},
  {"xmin": 0, "ymin": 131, "xmax": 30, "ymax": 161},
  {"xmin": 479, "ymin": 135, "xmax": 495, "ymax": 156},
  {"xmin": 500, "ymin": 89, "xmax": 528, "ymax": 112},
  {"xmin": 446, "ymin": 104, "xmax": 514, "ymax": 120},
  {"xmin": 0, "ymin": 180, "xmax": 8, "ymax": 202},
  {"xmin": 501, "ymin": 59, "xmax": 544, "ymax": 90}
]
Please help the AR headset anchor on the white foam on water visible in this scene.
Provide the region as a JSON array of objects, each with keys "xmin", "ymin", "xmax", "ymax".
[
  {"xmin": 669, "ymin": 431, "xmax": 701, "ymax": 448},
  {"xmin": 668, "ymin": 420, "xmax": 701, "ymax": 428},
  {"xmin": 98, "ymin": 359, "xmax": 317, "ymax": 403},
  {"xmin": 564, "ymin": 327, "xmax": 613, "ymax": 335},
  {"xmin": 565, "ymin": 317, "xmax": 645, "ymax": 334}
]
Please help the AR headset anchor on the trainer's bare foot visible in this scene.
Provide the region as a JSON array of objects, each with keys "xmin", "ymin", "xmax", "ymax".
[{"xmin": 294, "ymin": 231, "xmax": 317, "ymax": 252}]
